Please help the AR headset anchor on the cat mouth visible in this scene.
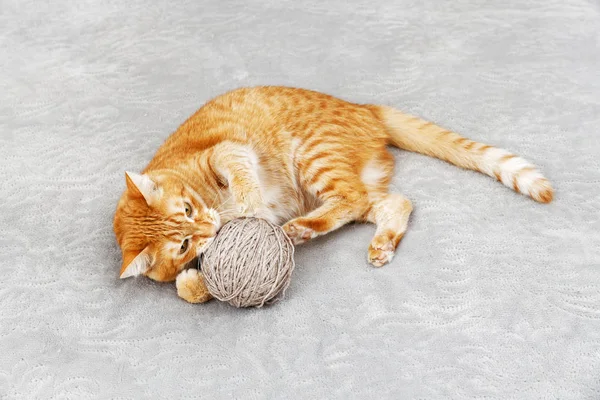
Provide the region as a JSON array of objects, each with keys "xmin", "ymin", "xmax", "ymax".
[{"xmin": 195, "ymin": 237, "xmax": 215, "ymax": 257}]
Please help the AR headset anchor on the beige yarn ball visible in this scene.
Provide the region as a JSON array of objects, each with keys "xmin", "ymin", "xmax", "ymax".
[{"xmin": 201, "ymin": 218, "xmax": 296, "ymax": 308}]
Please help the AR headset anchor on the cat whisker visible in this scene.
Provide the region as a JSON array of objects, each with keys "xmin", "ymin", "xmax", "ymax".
[
  {"xmin": 217, "ymin": 209, "xmax": 239, "ymax": 219},
  {"xmin": 214, "ymin": 194, "xmax": 233, "ymax": 212},
  {"xmin": 208, "ymin": 190, "xmax": 220, "ymax": 209},
  {"xmin": 217, "ymin": 211, "xmax": 236, "ymax": 219}
]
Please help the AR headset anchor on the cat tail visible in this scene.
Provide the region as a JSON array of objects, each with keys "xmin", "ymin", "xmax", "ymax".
[{"xmin": 369, "ymin": 105, "xmax": 553, "ymax": 203}]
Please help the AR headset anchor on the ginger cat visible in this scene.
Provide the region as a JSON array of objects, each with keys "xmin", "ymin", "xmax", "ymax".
[{"xmin": 113, "ymin": 86, "xmax": 553, "ymax": 303}]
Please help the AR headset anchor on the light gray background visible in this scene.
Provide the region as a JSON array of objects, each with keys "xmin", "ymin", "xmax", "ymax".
[{"xmin": 1, "ymin": 0, "xmax": 599, "ymax": 398}]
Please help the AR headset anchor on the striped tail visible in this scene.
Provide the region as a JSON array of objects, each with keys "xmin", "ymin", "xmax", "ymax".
[{"xmin": 371, "ymin": 105, "xmax": 553, "ymax": 203}]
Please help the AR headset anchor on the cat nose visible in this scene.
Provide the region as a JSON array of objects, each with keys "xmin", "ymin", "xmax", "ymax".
[
  {"xmin": 208, "ymin": 224, "xmax": 217, "ymax": 236},
  {"xmin": 194, "ymin": 222, "xmax": 216, "ymax": 238}
]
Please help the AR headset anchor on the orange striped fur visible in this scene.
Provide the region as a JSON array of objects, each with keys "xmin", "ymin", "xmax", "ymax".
[{"xmin": 114, "ymin": 86, "xmax": 553, "ymax": 292}]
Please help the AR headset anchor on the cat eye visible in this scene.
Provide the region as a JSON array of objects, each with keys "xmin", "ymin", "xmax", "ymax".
[
  {"xmin": 184, "ymin": 202, "xmax": 193, "ymax": 217},
  {"xmin": 180, "ymin": 238, "xmax": 190, "ymax": 254}
]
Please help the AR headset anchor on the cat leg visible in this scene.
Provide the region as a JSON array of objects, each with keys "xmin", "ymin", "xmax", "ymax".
[
  {"xmin": 283, "ymin": 181, "xmax": 370, "ymax": 244},
  {"xmin": 209, "ymin": 142, "xmax": 264, "ymax": 216},
  {"xmin": 366, "ymin": 193, "xmax": 413, "ymax": 267}
]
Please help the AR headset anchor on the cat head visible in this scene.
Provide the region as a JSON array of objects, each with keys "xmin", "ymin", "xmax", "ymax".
[{"xmin": 113, "ymin": 171, "xmax": 220, "ymax": 282}]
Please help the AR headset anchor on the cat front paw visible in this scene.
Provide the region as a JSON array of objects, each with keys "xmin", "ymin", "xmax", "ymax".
[
  {"xmin": 368, "ymin": 238, "xmax": 395, "ymax": 267},
  {"xmin": 235, "ymin": 190, "xmax": 264, "ymax": 218},
  {"xmin": 283, "ymin": 221, "xmax": 316, "ymax": 245},
  {"xmin": 176, "ymin": 269, "xmax": 213, "ymax": 304}
]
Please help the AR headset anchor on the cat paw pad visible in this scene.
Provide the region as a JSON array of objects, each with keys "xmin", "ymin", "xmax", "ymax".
[{"xmin": 368, "ymin": 240, "xmax": 395, "ymax": 267}]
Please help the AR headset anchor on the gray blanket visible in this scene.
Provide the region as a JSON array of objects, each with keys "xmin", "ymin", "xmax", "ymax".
[{"xmin": 1, "ymin": 0, "xmax": 599, "ymax": 398}]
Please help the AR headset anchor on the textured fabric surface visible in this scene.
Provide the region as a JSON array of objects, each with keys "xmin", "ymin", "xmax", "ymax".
[{"xmin": 1, "ymin": 0, "xmax": 599, "ymax": 398}]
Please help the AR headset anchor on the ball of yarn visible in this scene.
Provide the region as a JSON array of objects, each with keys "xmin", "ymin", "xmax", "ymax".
[{"xmin": 201, "ymin": 218, "xmax": 295, "ymax": 308}]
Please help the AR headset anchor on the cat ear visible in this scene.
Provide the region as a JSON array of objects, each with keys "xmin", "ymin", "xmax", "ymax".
[
  {"xmin": 125, "ymin": 171, "xmax": 160, "ymax": 205},
  {"xmin": 119, "ymin": 247, "xmax": 152, "ymax": 279}
]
